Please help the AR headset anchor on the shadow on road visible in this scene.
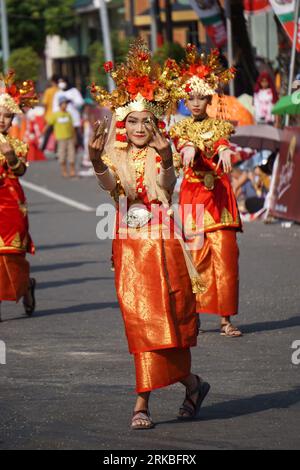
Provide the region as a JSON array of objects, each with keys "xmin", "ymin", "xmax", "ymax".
[
  {"xmin": 202, "ymin": 315, "xmax": 300, "ymax": 335},
  {"xmin": 240, "ymin": 316, "xmax": 300, "ymax": 334},
  {"xmin": 155, "ymin": 386, "xmax": 300, "ymax": 426},
  {"xmin": 30, "ymin": 261, "xmax": 101, "ymax": 273},
  {"xmin": 37, "ymin": 242, "xmax": 100, "ymax": 251},
  {"xmin": 31, "ymin": 302, "xmax": 119, "ymax": 317},
  {"xmin": 2, "ymin": 302, "xmax": 120, "ymax": 322},
  {"xmin": 37, "ymin": 277, "xmax": 113, "ymax": 289}
]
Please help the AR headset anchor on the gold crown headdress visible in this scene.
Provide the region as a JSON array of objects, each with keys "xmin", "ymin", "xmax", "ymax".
[
  {"xmin": 179, "ymin": 44, "xmax": 236, "ymax": 97},
  {"xmin": 0, "ymin": 70, "xmax": 38, "ymax": 114},
  {"xmin": 90, "ymin": 40, "xmax": 183, "ymax": 148}
]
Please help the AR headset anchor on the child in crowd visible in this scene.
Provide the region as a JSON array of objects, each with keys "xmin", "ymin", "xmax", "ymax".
[{"xmin": 47, "ymin": 96, "xmax": 76, "ymax": 177}]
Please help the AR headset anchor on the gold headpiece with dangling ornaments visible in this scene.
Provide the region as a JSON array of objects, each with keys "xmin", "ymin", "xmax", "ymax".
[
  {"xmin": 179, "ymin": 44, "xmax": 236, "ymax": 97},
  {"xmin": 89, "ymin": 39, "xmax": 183, "ymax": 148},
  {"xmin": 0, "ymin": 70, "xmax": 38, "ymax": 114}
]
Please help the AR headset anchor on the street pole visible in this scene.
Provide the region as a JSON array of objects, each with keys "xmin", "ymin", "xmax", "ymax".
[
  {"xmin": 266, "ymin": 11, "xmax": 270, "ymax": 60},
  {"xmin": 150, "ymin": 0, "xmax": 158, "ymax": 52},
  {"xmin": 224, "ymin": 0, "xmax": 235, "ymax": 96},
  {"xmin": 129, "ymin": 0, "xmax": 137, "ymax": 37},
  {"xmin": 285, "ymin": 0, "xmax": 300, "ymax": 127},
  {"xmin": 150, "ymin": 0, "xmax": 163, "ymax": 52},
  {"xmin": 0, "ymin": 0, "xmax": 10, "ymax": 73},
  {"xmin": 97, "ymin": 0, "xmax": 115, "ymax": 91},
  {"xmin": 165, "ymin": 0, "xmax": 173, "ymax": 43}
]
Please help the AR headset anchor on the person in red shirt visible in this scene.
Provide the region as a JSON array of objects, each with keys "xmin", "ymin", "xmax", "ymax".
[{"xmin": 170, "ymin": 45, "xmax": 242, "ymax": 337}]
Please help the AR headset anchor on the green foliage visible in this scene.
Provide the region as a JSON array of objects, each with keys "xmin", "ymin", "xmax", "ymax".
[
  {"xmin": 44, "ymin": 1, "xmax": 79, "ymax": 36},
  {"xmin": 6, "ymin": 0, "xmax": 76, "ymax": 54},
  {"xmin": 88, "ymin": 42, "xmax": 106, "ymax": 88},
  {"xmin": 7, "ymin": 47, "xmax": 42, "ymax": 82},
  {"xmin": 88, "ymin": 34, "xmax": 133, "ymax": 89},
  {"xmin": 153, "ymin": 42, "xmax": 185, "ymax": 66}
]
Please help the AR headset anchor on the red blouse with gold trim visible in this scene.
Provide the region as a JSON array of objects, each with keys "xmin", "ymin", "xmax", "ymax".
[
  {"xmin": 0, "ymin": 137, "xmax": 35, "ymax": 255},
  {"xmin": 170, "ymin": 117, "xmax": 242, "ymax": 235}
]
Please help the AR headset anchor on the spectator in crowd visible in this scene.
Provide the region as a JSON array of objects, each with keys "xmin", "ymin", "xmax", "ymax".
[
  {"xmin": 231, "ymin": 151, "xmax": 275, "ymax": 216},
  {"xmin": 41, "ymin": 75, "xmax": 59, "ymax": 151},
  {"xmin": 254, "ymin": 72, "xmax": 278, "ymax": 124},
  {"xmin": 43, "ymin": 74, "xmax": 59, "ymax": 122},
  {"xmin": 53, "ymin": 77, "xmax": 84, "ymax": 148},
  {"xmin": 25, "ymin": 107, "xmax": 46, "ymax": 162},
  {"xmin": 47, "ymin": 96, "xmax": 76, "ymax": 178}
]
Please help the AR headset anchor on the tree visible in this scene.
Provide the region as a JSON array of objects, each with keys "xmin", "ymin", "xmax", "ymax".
[
  {"xmin": 8, "ymin": 47, "xmax": 42, "ymax": 82},
  {"xmin": 6, "ymin": 0, "xmax": 77, "ymax": 54},
  {"xmin": 153, "ymin": 43, "xmax": 185, "ymax": 66},
  {"xmin": 88, "ymin": 34, "xmax": 133, "ymax": 88},
  {"xmin": 88, "ymin": 42, "xmax": 106, "ymax": 88}
]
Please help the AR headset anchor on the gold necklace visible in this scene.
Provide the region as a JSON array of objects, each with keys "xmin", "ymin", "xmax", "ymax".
[{"xmin": 129, "ymin": 146, "xmax": 148, "ymax": 179}]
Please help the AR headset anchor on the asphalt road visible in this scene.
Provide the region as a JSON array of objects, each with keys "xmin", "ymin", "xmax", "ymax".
[{"xmin": 0, "ymin": 160, "xmax": 299, "ymax": 450}]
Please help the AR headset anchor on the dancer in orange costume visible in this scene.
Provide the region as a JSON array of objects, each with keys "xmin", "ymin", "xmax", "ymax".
[
  {"xmin": 170, "ymin": 45, "xmax": 242, "ymax": 337},
  {"xmin": 89, "ymin": 41, "xmax": 210, "ymax": 429},
  {"xmin": 0, "ymin": 71, "xmax": 38, "ymax": 321}
]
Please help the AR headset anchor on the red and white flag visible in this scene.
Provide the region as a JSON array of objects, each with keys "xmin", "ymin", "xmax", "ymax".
[{"xmin": 269, "ymin": 0, "xmax": 300, "ymax": 52}]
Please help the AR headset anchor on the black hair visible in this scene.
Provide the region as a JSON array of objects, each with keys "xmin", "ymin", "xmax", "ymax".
[{"xmin": 51, "ymin": 74, "xmax": 59, "ymax": 83}]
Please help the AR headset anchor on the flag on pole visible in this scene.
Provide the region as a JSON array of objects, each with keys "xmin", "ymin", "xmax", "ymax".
[
  {"xmin": 189, "ymin": 0, "xmax": 227, "ymax": 48},
  {"xmin": 269, "ymin": 0, "xmax": 300, "ymax": 52}
]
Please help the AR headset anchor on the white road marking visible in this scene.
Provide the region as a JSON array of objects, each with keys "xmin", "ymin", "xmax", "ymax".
[{"xmin": 22, "ymin": 180, "xmax": 95, "ymax": 212}]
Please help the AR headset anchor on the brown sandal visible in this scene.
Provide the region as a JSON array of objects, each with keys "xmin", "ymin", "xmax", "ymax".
[
  {"xmin": 178, "ymin": 375, "xmax": 210, "ymax": 420},
  {"xmin": 131, "ymin": 410, "xmax": 154, "ymax": 430},
  {"xmin": 220, "ymin": 323, "xmax": 242, "ymax": 337}
]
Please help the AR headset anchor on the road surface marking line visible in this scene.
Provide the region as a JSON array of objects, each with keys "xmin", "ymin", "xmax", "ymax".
[{"xmin": 22, "ymin": 180, "xmax": 95, "ymax": 212}]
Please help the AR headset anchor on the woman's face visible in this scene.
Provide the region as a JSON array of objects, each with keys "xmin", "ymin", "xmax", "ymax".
[
  {"xmin": 125, "ymin": 111, "xmax": 154, "ymax": 148},
  {"xmin": 0, "ymin": 106, "xmax": 14, "ymax": 134},
  {"xmin": 186, "ymin": 94, "xmax": 211, "ymax": 118},
  {"xmin": 260, "ymin": 78, "xmax": 269, "ymax": 89}
]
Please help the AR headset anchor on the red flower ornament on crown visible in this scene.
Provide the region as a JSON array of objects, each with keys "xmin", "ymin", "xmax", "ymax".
[
  {"xmin": 103, "ymin": 61, "xmax": 114, "ymax": 73},
  {"xmin": 179, "ymin": 44, "xmax": 236, "ymax": 98},
  {"xmin": 0, "ymin": 70, "xmax": 38, "ymax": 114},
  {"xmin": 89, "ymin": 39, "xmax": 183, "ymax": 149}
]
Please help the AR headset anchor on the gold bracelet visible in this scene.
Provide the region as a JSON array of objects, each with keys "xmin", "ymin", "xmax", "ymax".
[{"xmin": 8, "ymin": 159, "xmax": 22, "ymax": 171}]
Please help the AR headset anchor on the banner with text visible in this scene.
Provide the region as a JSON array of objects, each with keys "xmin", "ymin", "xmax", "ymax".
[{"xmin": 269, "ymin": 127, "xmax": 300, "ymax": 223}]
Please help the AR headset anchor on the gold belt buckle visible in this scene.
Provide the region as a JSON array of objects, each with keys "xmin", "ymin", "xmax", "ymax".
[{"xmin": 203, "ymin": 173, "xmax": 215, "ymax": 190}]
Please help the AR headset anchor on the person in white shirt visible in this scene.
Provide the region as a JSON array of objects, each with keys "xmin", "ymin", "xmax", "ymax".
[{"xmin": 53, "ymin": 78, "xmax": 84, "ymax": 146}]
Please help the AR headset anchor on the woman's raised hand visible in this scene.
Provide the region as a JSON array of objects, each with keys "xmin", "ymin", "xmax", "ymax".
[
  {"xmin": 144, "ymin": 119, "xmax": 172, "ymax": 167},
  {"xmin": 88, "ymin": 117, "xmax": 108, "ymax": 163}
]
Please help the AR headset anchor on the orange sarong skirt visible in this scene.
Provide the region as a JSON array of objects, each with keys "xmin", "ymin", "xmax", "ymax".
[
  {"xmin": 192, "ymin": 229, "xmax": 239, "ymax": 316},
  {"xmin": 113, "ymin": 235, "xmax": 197, "ymax": 393},
  {"xmin": 134, "ymin": 348, "xmax": 191, "ymax": 393},
  {"xmin": 0, "ymin": 254, "xmax": 30, "ymax": 302}
]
